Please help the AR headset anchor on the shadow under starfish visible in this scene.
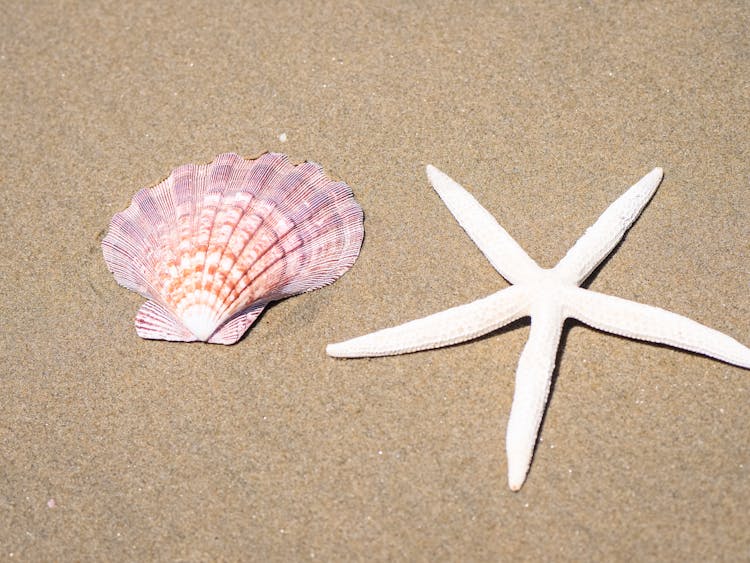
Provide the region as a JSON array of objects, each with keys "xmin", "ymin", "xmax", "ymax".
[{"xmin": 327, "ymin": 166, "xmax": 750, "ymax": 491}]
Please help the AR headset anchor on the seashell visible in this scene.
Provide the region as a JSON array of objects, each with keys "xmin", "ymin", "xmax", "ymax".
[{"xmin": 102, "ymin": 152, "xmax": 364, "ymax": 344}]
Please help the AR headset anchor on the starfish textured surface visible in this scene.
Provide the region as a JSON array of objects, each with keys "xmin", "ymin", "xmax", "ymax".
[{"xmin": 327, "ymin": 166, "xmax": 750, "ymax": 491}]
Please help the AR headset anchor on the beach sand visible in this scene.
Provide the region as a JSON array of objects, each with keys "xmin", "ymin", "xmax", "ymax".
[{"xmin": 1, "ymin": 1, "xmax": 748, "ymax": 559}]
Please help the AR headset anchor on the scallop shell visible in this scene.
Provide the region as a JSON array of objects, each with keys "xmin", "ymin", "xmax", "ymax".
[{"xmin": 102, "ymin": 152, "xmax": 364, "ymax": 344}]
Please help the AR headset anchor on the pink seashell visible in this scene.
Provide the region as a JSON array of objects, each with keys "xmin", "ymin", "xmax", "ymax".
[{"xmin": 102, "ymin": 153, "xmax": 364, "ymax": 344}]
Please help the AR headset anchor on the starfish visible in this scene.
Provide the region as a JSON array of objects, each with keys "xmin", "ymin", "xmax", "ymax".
[{"xmin": 327, "ymin": 166, "xmax": 750, "ymax": 491}]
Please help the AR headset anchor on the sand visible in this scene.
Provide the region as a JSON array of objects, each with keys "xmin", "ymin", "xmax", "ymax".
[{"xmin": 1, "ymin": 1, "xmax": 748, "ymax": 560}]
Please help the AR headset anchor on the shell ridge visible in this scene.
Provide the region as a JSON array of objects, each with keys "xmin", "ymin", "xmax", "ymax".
[
  {"xmin": 193, "ymin": 191, "xmax": 224, "ymax": 312},
  {"xmin": 210, "ymin": 186, "xmax": 355, "ymax": 321},
  {"xmin": 103, "ymin": 217, "xmax": 165, "ymax": 299},
  {"xmin": 201, "ymin": 153, "xmax": 293, "ymax": 305},
  {"xmin": 219, "ymin": 189, "xmax": 342, "ymax": 308},
  {"xmin": 217, "ymin": 252, "xmax": 291, "ymax": 320},
  {"xmin": 191, "ymin": 154, "xmax": 248, "ymax": 299},
  {"xmin": 189, "ymin": 162, "xmax": 213, "ymax": 298},
  {"xmin": 208, "ymin": 194, "xmax": 262, "ymax": 292},
  {"xmin": 133, "ymin": 173, "xmax": 184, "ymax": 301},
  {"xmin": 152, "ymin": 179, "xmax": 181, "ymax": 294},
  {"xmin": 288, "ymin": 212, "xmax": 363, "ymax": 294},
  {"xmin": 169, "ymin": 160, "xmax": 222, "ymax": 324},
  {"xmin": 144, "ymin": 168, "xmax": 189, "ymax": 326},
  {"xmin": 135, "ymin": 299, "xmax": 195, "ymax": 341},
  {"xmin": 273, "ymin": 166, "xmax": 346, "ymax": 225},
  {"xmin": 201, "ymin": 192, "xmax": 269, "ymax": 301},
  {"xmin": 204, "ymin": 200, "xmax": 253, "ymax": 321},
  {"xmin": 171, "ymin": 165, "xmax": 200, "ymax": 303},
  {"xmin": 209, "ymin": 205, "xmax": 300, "ymax": 322},
  {"xmin": 243, "ymin": 153, "xmax": 290, "ymax": 195},
  {"xmin": 133, "ymin": 182, "xmax": 182, "ymax": 299},
  {"xmin": 217, "ymin": 199, "xmax": 360, "ymax": 317},
  {"xmin": 170, "ymin": 153, "xmax": 292, "ymax": 334},
  {"xmin": 217, "ymin": 205, "xmax": 344, "ymax": 311},
  {"xmin": 265, "ymin": 191, "xmax": 362, "ymax": 289},
  {"xmin": 202, "ymin": 154, "xmax": 303, "ymax": 321},
  {"xmin": 282, "ymin": 195, "xmax": 362, "ymax": 275},
  {"xmin": 266, "ymin": 162, "xmax": 324, "ymax": 213},
  {"xmin": 207, "ymin": 301, "xmax": 267, "ymax": 344},
  {"xmin": 203, "ymin": 199, "xmax": 285, "ymax": 324},
  {"xmin": 106, "ymin": 197, "xmax": 158, "ymax": 283}
]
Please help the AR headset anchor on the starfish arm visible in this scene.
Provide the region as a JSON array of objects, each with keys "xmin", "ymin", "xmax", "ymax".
[
  {"xmin": 553, "ymin": 168, "xmax": 664, "ymax": 285},
  {"xmin": 326, "ymin": 285, "xmax": 530, "ymax": 358},
  {"xmin": 566, "ymin": 287, "xmax": 750, "ymax": 368},
  {"xmin": 506, "ymin": 302, "xmax": 565, "ymax": 491},
  {"xmin": 426, "ymin": 165, "xmax": 542, "ymax": 285}
]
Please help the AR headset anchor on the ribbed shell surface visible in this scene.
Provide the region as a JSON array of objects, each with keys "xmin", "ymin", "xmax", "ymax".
[{"xmin": 102, "ymin": 153, "xmax": 364, "ymax": 344}]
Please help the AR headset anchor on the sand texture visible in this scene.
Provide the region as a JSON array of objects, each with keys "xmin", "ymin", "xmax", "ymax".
[{"xmin": 1, "ymin": 1, "xmax": 748, "ymax": 560}]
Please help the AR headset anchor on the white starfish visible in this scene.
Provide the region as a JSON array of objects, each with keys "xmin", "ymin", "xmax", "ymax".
[{"xmin": 327, "ymin": 166, "xmax": 750, "ymax": 491}]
